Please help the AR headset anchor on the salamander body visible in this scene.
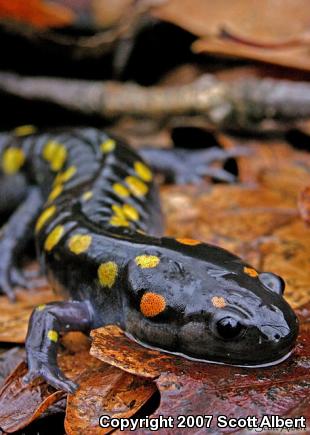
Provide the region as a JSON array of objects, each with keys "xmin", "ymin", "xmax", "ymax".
[{"xmin": 0, "ymin": 126, "xmax": 299, "ymax": 392}]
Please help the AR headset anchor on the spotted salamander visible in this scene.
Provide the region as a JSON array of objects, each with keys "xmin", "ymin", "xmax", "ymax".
[{"xmin": 0, "ymin": 126, "xmax": 299, "ymax": 392}]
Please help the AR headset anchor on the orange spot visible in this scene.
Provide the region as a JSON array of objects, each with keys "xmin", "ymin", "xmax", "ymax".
[
  {"xmin": 176, "ymin": 238, "xmax": 201, "ymax": 246},
  {"xmin": 244, "ymin": 266, "xmax": 258, "ymax": 278},
  {"xmin": 211, "ymin": 296, "xmax": 226, "ymax": 308},
  {"xmin": 140, "ymin": 292, "xmax": 166, "ymax": 317}
]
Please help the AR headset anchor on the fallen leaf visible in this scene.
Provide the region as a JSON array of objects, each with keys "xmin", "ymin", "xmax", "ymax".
[
  {"xmin": 298, "ymin": 186, "xmax": 310, "ymax": 225},
  {"xmin": 0, "ymin": 332, "xmax": 93, "ymax": 433},
  {"xmin": 65, "ymin": 364, "xmax": 156, "ymax": 435},
  {"xmin": 0, "ymin": 361, "xmax": 65, "ymax": 433},
  {"xmin": 192, "ymin": 38, "xmax": 310, "ymax": 72},
  {"xmin": 152, "ymin": 0, "xmax": 310, "ymax": 71},
  {"xmin": 0, "ymin": 331, "xmax": 157, "ymax": 433},
  {"xmin": 152, "ymin": 0, "xmax": 310, "ymax": 43}
]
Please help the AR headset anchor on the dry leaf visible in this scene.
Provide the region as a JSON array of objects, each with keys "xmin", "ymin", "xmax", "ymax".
[
  {"xmin": 298, "ymin": 186, "xmax": 310, "ymax": 224},
  {"xmin": 193, "ymin": 38, "xmax": 310, "ymax": 72},
  {"xmin": 0, "ymin": 331, "xmax": 156, "ymax": 433},
  {"xmin": 152, "ymin": 0, "xmax": 310, "ymax": 71},
  {"xmin": 0, "ymin": 361, "xmax": 65, "ymax": 433},
  {"xmin": 65, "ymin": 364, "xmax": 156, "ymax": 435}
]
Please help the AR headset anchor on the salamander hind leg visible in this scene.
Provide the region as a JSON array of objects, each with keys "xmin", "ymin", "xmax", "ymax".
[
  {"xmin": 140, "ymin": 146, "xmax": 246, "ymax": 184},
  {"xmin": 24, "ymin": 301, "xmax": 93, "ymax": 393}
]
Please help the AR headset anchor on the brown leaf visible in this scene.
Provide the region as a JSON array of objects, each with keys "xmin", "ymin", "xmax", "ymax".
[
  {"xmin": 0, "ymin": 0, "xmax": 74, "ymax": 28},
  {"xmin": 192, "ymin": 38, "xmax": 310, "ymax": 72},
  {"xmin": 0, "ymin": 332, "xmax": 93, "ymax": 432},
  {"xmin": 152, "ymin": 0, "xmax": 310, "ymax": 71},
  {"xmin": 0, "ymin": 275, "xmax": 62, "ymax": 343},
  {"xmin": 0, "ymin": 361, "xmax": 65, "ymax": 433},
  {"xmin": 0, "ymin": 331, "xmax": 157, "ymax": 433},
  {"xmin": 298, "ymin": 186, "xmax": 310, "ymax": 224},
  {"xmin": 65, "ymin": 364, "xmax": 156, "ymax": 435},
  {"xmin": 90, "ymin": 312, "xmax": 310, "ymax": 434},
  {"xmin": 152, "ymin": 0, "xmax": 310, "ymax": 43}
]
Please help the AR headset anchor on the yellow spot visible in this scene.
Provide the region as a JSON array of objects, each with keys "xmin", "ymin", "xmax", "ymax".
[
  {"xmin": 112, "ymin": 204, "xmax": 126, "ymax": 219},
  {"xmin": 14, "ymin": 125, "xmax": 37, "ymax": 136},
  {"xmin": 68, "ymin": 234, "xmax": 92, "ymax": 255},
  {"xmin": 35, "ymin": 205, "xmax": 56, "ymax": 233},
  {"xmin": 135, "ymin": 255, "xmax": 160, "ymax": 269},
  {"xmin": 47, "ymin": 330, "xmax": 58, "ymax": 342},
  {"xmin": 176, "ymin": 238, "xmax": 201, "ymax": 246},
  {"xmin": 48, "ymin": 184, "xmax": 63, "ymax": 202},
  {"xmin": 54, "ymin": 166, "xmax": 76, "ymax": 185},
  {"xmin": 82, "ymin": 191, "xmax": 93, "ymax": 201},
  {"xmin": 113, "ymin": 183, "xmax": 130, "ymax": 198},
  {"xmin": 211, "ymin": 296, "xmax": 226, "ymax": 309},
  {"xmin": 244, "ymin": 266, "xmax": 258, "ymax": 278},
  {"xmin": 134, "ymin": 161, "xmax": 153, "ymax": 182},
  {"xmin": 36, "ymin": 304, "xmax": 46, "ymax": 311},
  {"xmin": 109, "ymin": 215, "xmax": 129, "ymax": 227},
  {"xmin": 140, "ymin": 292, "xmax": 166, "ymax": 317},
  {"xmin": 123, "ymin": 204, "xmax": 139, "ymax": 221},
  {"xmin": 44, "ymin": 225, "xmax": 65, "ymax": 251},
  {"xmin": 2, "ymin": 147, "xmax": 25, "ymax": 174},
  {"xmin": 125, "ymin": 176, "xmax": 148, "ymax": 197},
  {"xmin": 42, "ymin": 140, "xmax": 58, "ymax": 161},
  {"xmin": 98, "ymin": 261, "xmax": 118, "ymax": 288},
  {"xmin": 137, "ymin": 229, "xmax": 146, "ymax": 235},
  {"xmin": 100, "ymin": 138, "xmax": 116, "ymax": 153},
  {"xmin": 42, "ymin": 141, "xmax": 67, "ymax": 171}
]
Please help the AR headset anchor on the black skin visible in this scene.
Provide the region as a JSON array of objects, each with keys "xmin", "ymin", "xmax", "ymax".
[{"xmin": 0, "ymin": 127, "xmax": 299, "ymax": 393}]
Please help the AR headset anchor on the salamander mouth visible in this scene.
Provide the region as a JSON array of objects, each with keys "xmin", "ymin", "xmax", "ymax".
[{"xmin": 125, "ymin": 331, "xmax": 297, "ymax": 368}]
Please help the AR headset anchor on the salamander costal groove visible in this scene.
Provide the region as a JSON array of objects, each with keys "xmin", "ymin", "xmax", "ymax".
[{"xmin": 0, "ymin": 126, "xmax": 299, "ymax": 393}]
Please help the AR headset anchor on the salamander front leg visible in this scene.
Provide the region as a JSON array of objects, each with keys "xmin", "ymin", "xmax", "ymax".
[
  {"xmin": 0, "ymin": 187, "xmax": 43, "ymax": 300},
  {"xmin": 24, "ymin": 301, "xmax": 93, "ymax": 393},
  {"xmin": 140, "ymin": 147, "xmax": 245, "ymax": 184}
]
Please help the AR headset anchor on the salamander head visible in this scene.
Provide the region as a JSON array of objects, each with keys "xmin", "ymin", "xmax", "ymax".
[{"xmin": 123, "ymin": 238, "xmax": 299, "ymax": 367}]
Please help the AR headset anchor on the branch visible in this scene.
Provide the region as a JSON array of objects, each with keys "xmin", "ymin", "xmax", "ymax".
[{"xmin": 1, "ymin": 71, "xmax": 310, "ymax": 128}]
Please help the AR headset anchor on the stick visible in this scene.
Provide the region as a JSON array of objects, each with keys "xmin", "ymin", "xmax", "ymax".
[{"xmin": 1, "ymin": 71, "xmax": 310, "ymax": 128}]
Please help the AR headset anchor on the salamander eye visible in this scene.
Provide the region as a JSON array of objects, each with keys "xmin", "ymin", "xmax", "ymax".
[
  {"xmin": 259, "ymin": 272, "xmax": 285, "ymax": 295},
  {"xmin": 216, "ymin": 317, "xmax": 245, "ymax": 339}
]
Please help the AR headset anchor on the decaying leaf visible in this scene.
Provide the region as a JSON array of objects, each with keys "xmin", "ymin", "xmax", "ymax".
[
  {"xmin": 0, "ymin": 333, "xmax": 96, "ymax": 432},
  {"xmin": 0, "ymin": 361, "xmax": 65, "ymax": 433},
  {"xmin": 0, "ymin": 332, "xmax": 157, "ymax": 433},
  {"xmin": 298, "ymin": 186, "xmax": 310, "ymax": 225},
  {"xmin": 152, "ymin": 0, "xmax": 310, "ymax": 43},
  {"xmin": 65, "ymin": 364, "xmax": 156, "ymax": 435},
  {"xmin": 193, "ymin": 38, "xmax": 310, "ymax": 73}
]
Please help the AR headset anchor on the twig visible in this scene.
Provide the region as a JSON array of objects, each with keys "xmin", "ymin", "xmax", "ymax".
[{"xmin": 1, "ymin": 71, "xmax": 310, "ymax": 128}]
